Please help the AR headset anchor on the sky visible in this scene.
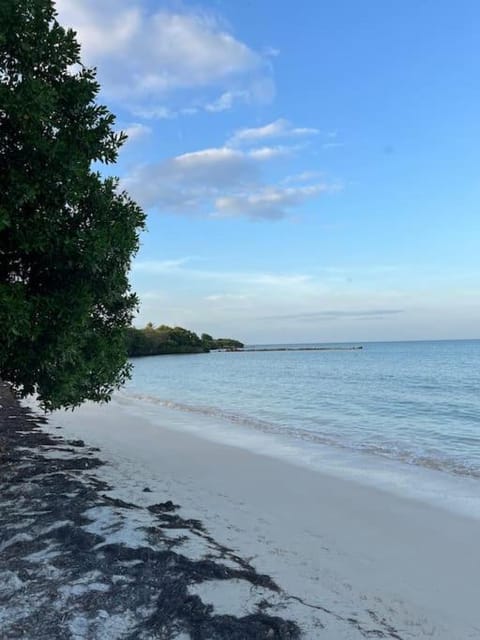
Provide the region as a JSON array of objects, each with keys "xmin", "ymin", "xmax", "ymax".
[{"xmin": 56, "ymin": 0, "xmax": 480, "ymax": 344}]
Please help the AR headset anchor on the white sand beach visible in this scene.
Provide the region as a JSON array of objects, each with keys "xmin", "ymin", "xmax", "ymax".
[{"xmin": 38, "ymin": 398, "xmax": 480, "ymax": 640}]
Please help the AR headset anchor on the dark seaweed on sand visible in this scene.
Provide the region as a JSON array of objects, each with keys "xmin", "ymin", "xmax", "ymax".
[{"xmin": 0, "ymin": 383, "xmax": 300, "ymax": 640}]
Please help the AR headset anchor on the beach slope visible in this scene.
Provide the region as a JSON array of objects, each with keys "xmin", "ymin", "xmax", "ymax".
[{"xmin": 3, "ymin": 391, "xmax": 479, "ymax": 639}]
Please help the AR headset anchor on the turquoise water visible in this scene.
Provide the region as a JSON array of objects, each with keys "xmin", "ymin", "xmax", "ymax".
[{"xmin": 123, "ymin": 340, "xmax": 480, "ymax": 480}]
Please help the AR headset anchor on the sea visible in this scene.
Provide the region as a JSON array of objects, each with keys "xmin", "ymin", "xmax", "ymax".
[{"xmin": 116, "ymin": 339, "xmax": 480, "ymax": 519}]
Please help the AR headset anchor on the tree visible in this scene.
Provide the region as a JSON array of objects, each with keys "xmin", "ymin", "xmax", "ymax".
[
  {"xmin": 0, "ymin": 0, "xmax": 146, "ymax": 410},
  {"xmin": 200, "ymin": 333, "xmax": 214, "ymax": 351}
]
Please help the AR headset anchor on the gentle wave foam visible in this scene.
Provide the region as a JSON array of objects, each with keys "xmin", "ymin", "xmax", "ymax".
[{"xmin": 121, "ymin": 340, "xmax": 480, "ymax": 505}]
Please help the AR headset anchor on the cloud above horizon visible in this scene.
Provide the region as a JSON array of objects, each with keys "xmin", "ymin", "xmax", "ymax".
[
  {"xmin": 122, "ymin": 122, "xmax": 152, "ymax": 143},
  {"xmin": 55, "ymin": 0, "xmax": 275, "ymax": 115},
  {"xmin": 129, "ymin": 258, "xmax": 427, "ymax": 341},
  {"xmin": 131, "ymin": 258, "xmax": 480, "ymax": 343},
  {"xmin": 228, "ymin": 118, "xmax": 319, "ymax": 146},
  {"xmin": 212, "ymin": 184, "xmax": 330, "ymax": 220},
  {"xmin": 124, "ymin": 150, "xmax": 335, "ymax": 221},
  {"xmin": 52, "ymin": 4, "xmax": 340, "ymax": 221},
  {"xmin": 122, "ymin": 120, "xmax": 336, "ymax": 220},
  {"xmin": 261, "ymin": 309, "xmax": 405, "ymax": 321}
]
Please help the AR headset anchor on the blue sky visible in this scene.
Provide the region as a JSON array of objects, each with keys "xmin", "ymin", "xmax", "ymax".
[{"xmin": 57, "ymin": 0, "xmax": 480, "ymax": 343}]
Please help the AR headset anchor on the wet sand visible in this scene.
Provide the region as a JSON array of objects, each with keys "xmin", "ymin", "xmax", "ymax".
[{"xmin": 27, "ymin": 396, "xmax": 480, "ymax": 639}]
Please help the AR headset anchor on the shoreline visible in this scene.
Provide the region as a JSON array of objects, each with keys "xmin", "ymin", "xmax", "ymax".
[
  {"xmin": 27, "ymin": 395, "xmax": 480, "ymax": 639},
  {"xmin": 115, "ymin": 390, "xmax": 480, "ymax": 522},
  {"xmin": 233, "ymin": 346, "xmax": 363, "ymax": 353},
  {"xmin": 0, "ymin": 388, "xmax": 480, "ymax": 640},
  {"xmin": 128, "ymin": 345, "xmax": 364, "ymax": 359}
]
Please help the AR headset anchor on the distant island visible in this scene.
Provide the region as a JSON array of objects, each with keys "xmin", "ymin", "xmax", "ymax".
[
  {"xmin": 126, "ymin": 325, "xmax": 364, "ymax": 358},
  {"xmin": 126, "ymin": 324, "xmax": 244, "ymax": 357}
]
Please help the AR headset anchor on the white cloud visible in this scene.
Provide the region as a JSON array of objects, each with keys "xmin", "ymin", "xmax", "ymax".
[
  {"xmin": 213, "ymin": 184, "xmax": 331, "ymax": 220},
  {"xmin": 118, "ymin": 107, "xmax": 335, "ymax": 220},
  {"xmin": 228, "ymin": 119, "xmax": 319, "ymax": 146},
  {"xmin": 55, "ymin": 1, "xmax": 274, "ymax": 114},
  {"xmin": 205, "ymin": 90, "xmax": 249, "ymax": 112},
  {"xmin": 123, "ymin": 145, "xmax": 258, "ymax": 213},
  {"xmin": 123, "ymin": 138, "xmax": 335, "ymax": 220},
  {"xmin": 175, "ymin": 147, "xmax": 247, "ymax": 169},
  {"xmin": 247, "ymin": 146, "xmax": 291, "ymax": 160},
  {"xmin": 122, "ymin": 122, "xmax": 152, "ymax": 143}
]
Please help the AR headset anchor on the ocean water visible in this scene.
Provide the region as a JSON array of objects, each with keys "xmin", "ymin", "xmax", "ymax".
[{"xmin": 118, "ymin": 340, "xmax": 480, "ymax": 516}]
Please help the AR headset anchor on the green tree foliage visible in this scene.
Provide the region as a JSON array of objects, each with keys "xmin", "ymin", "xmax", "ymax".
[
  {"xmin": 125, "ymin": 325, "xmax": 204, "ymax": 357},
  {"xmin": 200, "ymin": 333, "xmax": 214, "ymax": 350},
  {"xmin": 211, "ymin": 337, "xmax": 244, "ymax": 350},
  {"xmin": 126, "ymin": 325, "xmax": 244, "ymax": 357},
  {"xmin": 0, "ymin": 1, "xmax": 145, "ymax": 409},
  {"xmin": 199, "ymin": 332, "xmax": 243, "ymax": 352}
]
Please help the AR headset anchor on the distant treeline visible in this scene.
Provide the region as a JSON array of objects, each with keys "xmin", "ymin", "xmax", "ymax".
[{"xmin": 126, "ymin": 324, "xmax": 244, "ymax": 357}]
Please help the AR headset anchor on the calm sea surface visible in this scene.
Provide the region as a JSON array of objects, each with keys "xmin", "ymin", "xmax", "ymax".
[{"xmin": 118, "ymin": 340, "xmax": 480, "ymax": 514}]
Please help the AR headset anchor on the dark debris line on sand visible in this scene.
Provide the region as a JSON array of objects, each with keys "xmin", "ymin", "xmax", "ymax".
[
  {"xmin": 0, "ymin": 383, "xmax": 301, "ymax": 640},
  {"xmin": 0, "ymin": 383, "xmax": 406, "ymax": 640}
]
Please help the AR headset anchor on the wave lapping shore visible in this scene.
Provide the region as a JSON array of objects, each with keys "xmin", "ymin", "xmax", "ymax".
[
  {"xmin": 126, "ymin": 340, "xmax": 480, "ymax": 486},
  {"xmin": 4, "ymin": 389, "xmax": 479, "ymax": 639}
]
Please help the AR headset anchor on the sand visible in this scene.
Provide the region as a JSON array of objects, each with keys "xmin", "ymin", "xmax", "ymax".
[
  {"xmin": 1, "ymin": 388, "xmax": 299, "ymax": 639},
  {"xmin": 24, "ymin": 397, "xmax": 480, "ymax": 639}
]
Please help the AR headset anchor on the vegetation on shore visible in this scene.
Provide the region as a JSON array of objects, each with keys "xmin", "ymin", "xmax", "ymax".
[{"xmin": 125, "ymin": 324, "xmax": 244, "ymax": 357}]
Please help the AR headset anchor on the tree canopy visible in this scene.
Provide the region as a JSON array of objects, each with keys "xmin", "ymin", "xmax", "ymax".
[{"xmin": 0, "ymin": 0, "xmax": 145, "ymax": 409}]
